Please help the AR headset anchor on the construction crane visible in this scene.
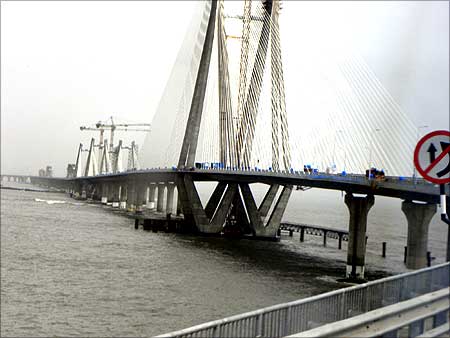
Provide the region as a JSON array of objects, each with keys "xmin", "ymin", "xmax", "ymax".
[{"xmin": 80, "ymin": 116, "xmax": 151, "ymax": 148}]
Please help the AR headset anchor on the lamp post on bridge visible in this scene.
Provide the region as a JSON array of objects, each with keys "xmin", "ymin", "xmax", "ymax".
[
  {"xmin": 412, "ymin": 125, "xmax": 428, "ymax": 184},
  {"xmin": 368, "ymin": 128, "xmax": 382, "ymax": 179},
  {"xmin": 341, "ymin": 146, "xmax": 348, "ymax": 173},
  {"xmin": 332, "ymin": 129, "xmax": 343, "ymax": 173}
]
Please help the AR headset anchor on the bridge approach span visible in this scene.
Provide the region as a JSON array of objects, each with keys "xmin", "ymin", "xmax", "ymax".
[{"xmin": 25, "ymin": 169, "xmax": 446, "ymax": 204}]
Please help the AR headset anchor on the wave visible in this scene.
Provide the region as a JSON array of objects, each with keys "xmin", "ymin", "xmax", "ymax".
[
  {"xmin": 69, "ymin": 202, "xmax": 85, "ymax": 206},
  {"xmin": 34, "ymin": 198, "xmax": 66, "ymax": 205}
]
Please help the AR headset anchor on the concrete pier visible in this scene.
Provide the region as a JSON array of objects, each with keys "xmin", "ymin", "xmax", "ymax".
[
  {"xmin": 145, "ymin": 186, "xmax": 149, "ymax": 207},
  {"xmin": 75, "ymin": 182, "xmax": 83, "ymax": 199},
  {"xmin": 136, "ymin": 184, "xmax": 147, "ymax": 212},
  {"xmin": 345, "ymin": 193, "xmax": 374, "ymax": 279},
  {"xmin": 92, "ymin": 184, "xmax": 101, "ymax": 201},
  {"xmin": 157, "ymin": 184, "xmax": 165, "ymax": 212},
  {"xmin": 111, "ymin": 184, "xmax": 120, "ymax": 208},
  {"xmin": 166, "ymin": 184, "xmax": 175, "ymax": 214},
  {"xmin": 101, "ymin": 183, "xmax": 108, "ymax": 204},
  {"xmin": 402, "ymin": 200, "xmax": 436, "ymax": 269},
  {"xmin": 176, "ymin": 195, "xmax": 182, "ymax": 216},
  {"xmin": 106, "ymin": 184, "xmax": 114, "ymax": 204},
  {"xmin": 147, "ymin": 184, "xmax": 156, "ymax": 209},
  {"xmin": 127, "ymin": 181, "xmax": 137, "ymax": 211},
  {"xmin": 119, "ymin": 185, "xmax": 127, "ymax": 209},
  {"xmin": 81, "ymin": 183, "xmax": 87, "ymax": 199},
  {"xmin": 241, "ymin": 184, "xmax": 292, "ymax": 238}
]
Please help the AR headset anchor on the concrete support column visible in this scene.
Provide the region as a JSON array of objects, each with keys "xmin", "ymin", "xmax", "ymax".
[
  {"xmin": 157, "ymin": 184, "xmax": 165, "ymax": 212},
  {"xmin": 119, "ymin": 185, "xmax": 127, "ymax": 209},
  {"xmin": 127, "ymin": 181, "xmax": 137, "ymax": 211},
  {"xmin": 166, "ymin": 184, "xmax": 175, "ymax": 214},
  {"xmin": 345, "ymin": 193, "xmax": 374, "ymax": 279},
  {"xmin": 260, "ymin": 185, "xmax": 292, "ymax": 237},
  {"xmin": 111, "ymin": 184, "xmax": 120, "ymax": 208},
  {"xmin": 92, "ymin": 184, "xmax": 101, "ymax": 201},
  {"xmin": 147, "ymin": 184, "xmax": 156, "ymax": 209},
  {"xmin": 402, "ymin": 200, "xmax": 436, "ymax": 269},
  {"xmin": 107, "ymin": 184, "xmax": 115, "ymax": 204},
  {"xmin": 145, "ymin": 186, "xmax": 149, "ymax": 207},
  {"xmin": 240, "ymin": 183, "xmax": 292, "ymax": 238},
  {"xmin": 101, "ymin": 184, "xmax": 108, "ymax": 204},
  {"xmin": 176, "ymin": 175, "xmax": 209, "ymax": 232},
  {"xmin": 81, "ymin": 182, "xmax": 87, "ymax": 199},
  {"xmin": 75, "ymin": 182, "xmax": 82, "ymax": 198},
  {"xmin": 176, "ymin": 193, "xmax": 182, "ymax": 215},
  {"xmin": 136, "ymin": 183, "xmax": 146, "ymax": 213}
]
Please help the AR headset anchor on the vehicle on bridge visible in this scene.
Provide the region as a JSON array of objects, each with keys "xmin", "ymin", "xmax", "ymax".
[
  {"xmin": 366, "ymin": 167, "xmax": 386, "ymax": 180},
  {"xmin": 303, "ymin": 164, "xmax": 318, "ymax": 175}
]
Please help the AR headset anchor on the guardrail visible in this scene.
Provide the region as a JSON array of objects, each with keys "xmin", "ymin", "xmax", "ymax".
[
  {"xmin": 157, "ymin": 262, "xmax": 449, "ymax": 338},
  {"xmin": 286, "ymin": 288, "xmax": 449, "ymax": 338}
]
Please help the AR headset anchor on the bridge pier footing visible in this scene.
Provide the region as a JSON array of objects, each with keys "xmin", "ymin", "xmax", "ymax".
[
  {"xmin": 401, "ymin": 200, "xmax": 436, "ymax": 269},
  {"xmin": 345, "ymin": 193, "xmax": 374, "ymax": 280}
]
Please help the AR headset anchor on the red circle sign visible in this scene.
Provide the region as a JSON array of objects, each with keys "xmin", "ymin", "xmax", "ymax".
[{"xmin": 414, "ymin": 130, "xmax": 450, "ymax": 184}]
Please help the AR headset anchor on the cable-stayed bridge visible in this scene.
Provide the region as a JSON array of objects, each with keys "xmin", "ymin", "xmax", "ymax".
[
  {"xmin": 2, "ymin": 2, "xmax": 449, "ymax": 336},
  {"xmin": 4, "ymin": 0, "xmax": 449, "ymax": 282},
  {"xmin": 140, "ymin": 1, "xmax": 418, "ymax": 176}
]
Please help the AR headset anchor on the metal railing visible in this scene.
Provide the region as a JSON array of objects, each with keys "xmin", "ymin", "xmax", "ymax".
[
  {"xmin": 286, "ymin": 288, "xmax": 449, "ymax": 338},
  {"xmin": 157, "ymin": 262, "xmax": 449, "ymax": 338}
]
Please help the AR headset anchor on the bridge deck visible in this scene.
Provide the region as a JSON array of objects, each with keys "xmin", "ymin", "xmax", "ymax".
[{"xmin": 19, "ymin": 168, "xmax": 448, "ymax": 203}]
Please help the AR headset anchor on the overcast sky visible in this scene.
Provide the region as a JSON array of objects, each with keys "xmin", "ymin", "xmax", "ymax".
[{"xmin": 1, "ymin": 1, "xmax": 448, "ymax": 176}]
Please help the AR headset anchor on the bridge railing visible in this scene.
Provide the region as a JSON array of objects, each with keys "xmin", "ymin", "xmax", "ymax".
[
  {"xmin": 187, "ymin": 167, "xmax": 433, "ymax": 186},
  {"xmin": 157, "ymin": 262, "xmax": 449, "ymax": 338}
]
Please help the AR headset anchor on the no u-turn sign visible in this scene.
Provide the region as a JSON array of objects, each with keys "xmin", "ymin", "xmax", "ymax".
[{"xmin": 414, "ymin": 130, "xmax": 450, "ymax": 184}]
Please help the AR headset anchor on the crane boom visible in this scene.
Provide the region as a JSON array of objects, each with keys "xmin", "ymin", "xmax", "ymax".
[
  {"xmin": 80, "ymin": 127, "xmax": 150, "ymax": 132},
  {"xmin": 100, "ymin": 123, "xmax": 151, "ymax": 127},
  {"xmin": 80, "ymin": 116, "xmax": 150, "ymax": 148}
]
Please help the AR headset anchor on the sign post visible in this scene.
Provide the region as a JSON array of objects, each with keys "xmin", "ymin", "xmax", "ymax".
[{"xmin": 414, "ymin": 130, "xmax": 450, "ymax": 261}]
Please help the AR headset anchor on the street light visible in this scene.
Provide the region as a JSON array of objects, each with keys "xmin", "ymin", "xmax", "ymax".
[
  {"xmin": 368, "ymin": 128, "xmax": 382, "ymax": 179},
  {"xmin": 332, "ymin": 129, "xmax": 343, "ymax": 173},
  {"xmin": 342, "ymin": 146, "xmax": 348, "ymax": 173},
  {"xmin": 413, "ymin": 125, "xmax": 429, "ymax": 182}
]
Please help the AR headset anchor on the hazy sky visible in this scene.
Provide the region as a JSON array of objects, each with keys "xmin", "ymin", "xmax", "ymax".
[{"xmin": 1, "ymin": 1, "xmax": 448, "ymax": 176}]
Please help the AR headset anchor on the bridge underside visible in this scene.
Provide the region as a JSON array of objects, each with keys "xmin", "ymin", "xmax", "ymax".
[
  {"xmin": 41, "ymin": 172, "xmax": 294, "ymax": 239},
  {"xmin": 177, "ymin": 173, "xmax": 292, "ymax": 237}
]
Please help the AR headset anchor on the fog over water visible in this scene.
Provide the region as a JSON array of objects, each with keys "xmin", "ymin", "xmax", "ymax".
[{"xmin": 1, "ymin": 1, "xmax": 449, "ymax": 176}]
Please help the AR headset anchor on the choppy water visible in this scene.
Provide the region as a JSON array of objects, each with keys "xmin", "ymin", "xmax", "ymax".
[{"xmin": 1, "ymin": 182, "xmax": 447, "ymax": 336}]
